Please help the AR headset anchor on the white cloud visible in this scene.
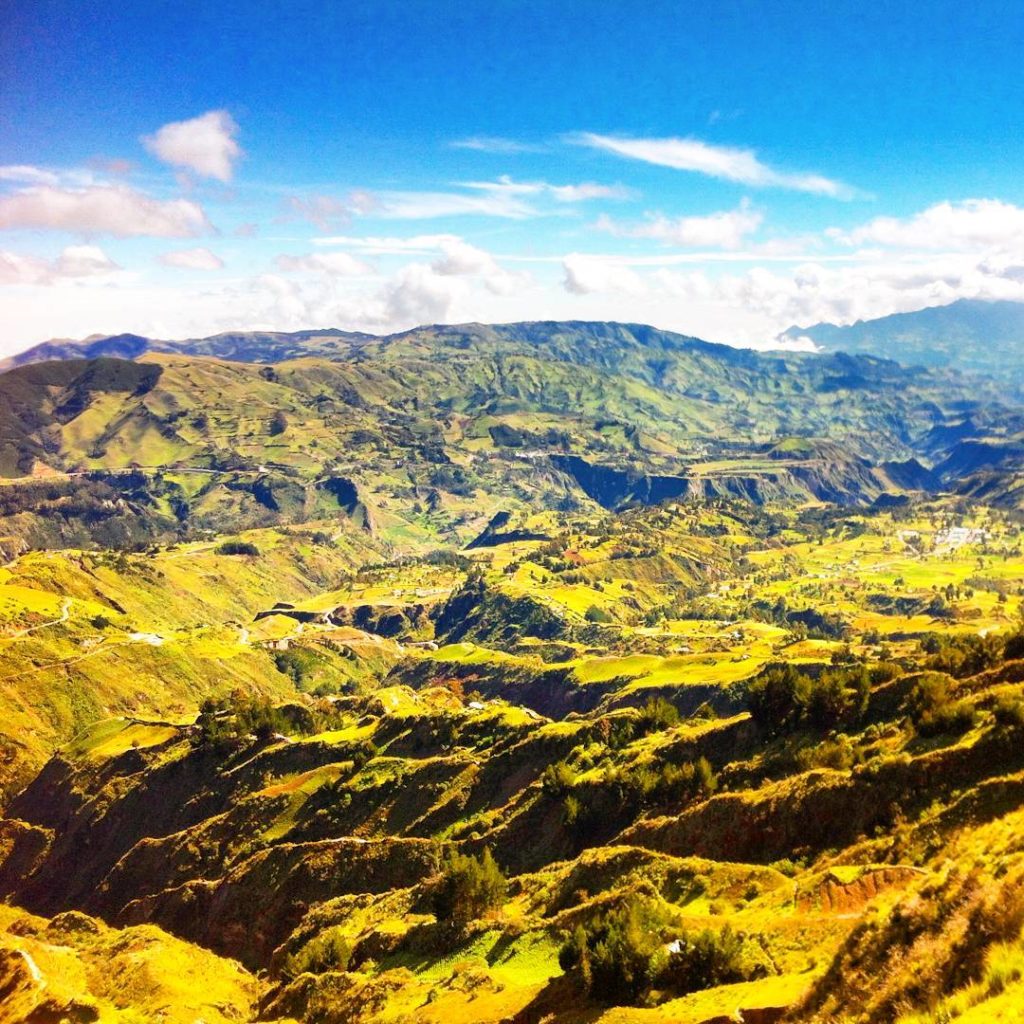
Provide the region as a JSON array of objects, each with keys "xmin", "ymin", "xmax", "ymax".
[
  {"xmin": 142, "ymin": 110, "xmax": 242, "ymax": 182},
  {"xmin": 281, "ymin": 194, "xmax": 355, "ymax": 230},
  {"xmin": 597, "ymin": 201, "xmax": 763, "ymax": 249},
  {"xmin": 450, "ymin": 137, "xmax": 543, "ymax": 153},
  {"xmin": 462, "ymin": 175, "xmax": 631, "ymax": 202},
  {"xmin": 160, "ymin": 247, "xmax": 225, "ymax": 271},
  {"xmin": 562, "ymin": 254, "xmax": 646, "ymax": 296},
  {"xmin": 383, "ymin": 263, "xmax": 467, "ymax": 324},
  {"xmin": 0, "ymin": 165, "xmax": 60, "ymax": 186},
  {"xmin": 0, "ymin": 244, "xmax": 119, "ymax": 285},
  {"xmin": 0, "ymin": 185, "xmax": 212, "ymax": 237},
  {"xmin": 372, "ymin": 189, "xmax": 536, "ymax": 220},
  {"xmin": 575, "ymin": 133, "xmax": 851, "ymax": 197},
  {"xmin": 274, "ymin": 251, "xmax": 371, "ymax": 276},
  {"xmin": 832, "ymin": 199, "xmax": 1024, "ymax": 250},
  {"xmin": 312, "ymin": 233, "xmax": 462, "ymax": 254},
  {"xmin": 431, "ymin": 238, "xmax": 501, "ymax": 276}
]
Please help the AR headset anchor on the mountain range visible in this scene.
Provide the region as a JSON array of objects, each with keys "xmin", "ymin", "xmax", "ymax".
[{"xmin": 786, "ymin": 297, "xmax": 1024, "ymax": 392}]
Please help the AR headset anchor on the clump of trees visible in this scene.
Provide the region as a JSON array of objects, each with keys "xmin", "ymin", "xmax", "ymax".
[
  {"xmin": 558, "ymin": 896, "xmax": 758, "ymax": 1003},
  {"xmin": 559, "ymin": 896, "xmax": 668, "ymax": 1001},
  {"xmin": 281, "ymin": 927, "xmax": 352, "ymax": 980},
  {"xmin": 193, "ymin": 693, "xmax": 291, "ymax": 749},
  {"xmin": 747, "ymin": 664, "xmax": 871, "ymax": 736},
  {"xmin": 432, "ymin": 848, "xmax": 507, "ymax": 929},
  {"xmin": 215, "ymin": 540, "xmax": 260, "ymax": 556},
  {"xmin": 268, "ymin": 410, "xmax": 288, "ymax": 436}
]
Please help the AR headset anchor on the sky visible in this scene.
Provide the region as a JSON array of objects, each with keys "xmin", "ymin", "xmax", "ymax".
[{"xmin": 2, "ymin": 0, "xmax": 1024, "ymax": 356}]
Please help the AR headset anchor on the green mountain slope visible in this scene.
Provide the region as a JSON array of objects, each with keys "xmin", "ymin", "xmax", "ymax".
[{"xmin": 1, "ymin": 321, "xmax": 1020, "ymax": 560}]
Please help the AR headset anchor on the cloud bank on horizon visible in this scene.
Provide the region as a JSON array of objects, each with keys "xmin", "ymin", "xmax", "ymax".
[{"xmin": 1, "ymin": 1, "xmax": 1022, "ymax": 355}]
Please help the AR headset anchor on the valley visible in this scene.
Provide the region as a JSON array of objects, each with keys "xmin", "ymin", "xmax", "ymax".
[{"xmin": 2, "ymin": 321, "xmax": 1024, "ymax": 1023}]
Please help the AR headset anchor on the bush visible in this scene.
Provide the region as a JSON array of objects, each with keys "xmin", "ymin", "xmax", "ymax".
[
  {"xmin": 907, "ymin": 675, "xmax": 976, "ymax": 737},
  {"xmin": 660, "ymin": 924, "xmax": 753, "ymax": 994},
  {"xmin": 193, "ymin": 693, "xmax": 291, "ymax": 748},
  {"xmin": 282, "ymin": 927, "xmax": 352, "ymax": 979},
  {"xmin": 585, "ymin": 604, "xmax": 613, "ymax": 624},
  {"xmin": 638, "ymin": 696, "xmax": 679, "ymax": 731},
  {"xmin": 215, "ymin": 540, "xmax": 260, "ymax": 556},
  {"xmin": 542, "ymin": 760, "xmax": 577, "ymax": 796},
  {"xmin": 432, "ymin": 848, "xmax": 507, "ymax": 928},
  {"xmin": 993, "ymin": 693, "xmax": 1024, "ymax": 729},
  {"xmin": 748, "ymin": 664, "xmax": 870, "ymax": 736},
  {"xmin": 559, "ymin": 895, "xmax": 668, "ymax": 1003}
]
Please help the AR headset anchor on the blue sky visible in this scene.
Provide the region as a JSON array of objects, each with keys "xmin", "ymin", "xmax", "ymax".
[{"xmin": 2, "ymin": 0, "xmax": 1023, "ymax": 354}]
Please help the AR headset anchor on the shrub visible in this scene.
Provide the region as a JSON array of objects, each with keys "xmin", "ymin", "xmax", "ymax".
[
  {"xmin": 193, "ymin": 693, "xmax": 291, "ymax": 748},
  {"xmin": 660, "ymin": 924, "xmax": 752, "ymax": 994},
  {"xmin": 638, "ymin": 696, "xmax": 679, "ymax": 731},
  {"xmin": 215, "ymin": 540, "xmax": 260, "ymax": 556},
  {"xmin": 432, "ymin": 848, "xmax": 507, "ymax": 928},
  {"xmin": 282, "ymin": 927, "xmax": 352, "ymax": 979},
  {"xmin": 993, "ymin": 693, "xmax": 1024, "ymax": 729},
  {"xmin": 559, "ymin": 895, "xmax": 668, "ymax": 1003},
  {"xmin": 585, "ymin": 604, "xmax": 613, "ymax": 624},
  {"xmin": 748, "ymin": 664, "xmax": 870, "ymax": 736},
  {"xmin": 542, "ymin": 760, "xmax": 577, "ymax": 796},
  {"xmin": 907, "ymin": 675, "xmax": 976, "ymax": 737}
]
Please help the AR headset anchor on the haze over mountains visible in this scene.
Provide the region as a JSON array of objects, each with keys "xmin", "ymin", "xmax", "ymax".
[{"xmin": 786, "ymin": 297, "xmax": 1024, "ymax": 392}]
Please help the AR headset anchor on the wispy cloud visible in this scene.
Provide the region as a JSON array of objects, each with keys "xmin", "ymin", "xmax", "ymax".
[
  {"xmin": 274, "ymin": 251, "xmax": 372, "ymax": 276},
  {"xmin": 573, "ymin": 133, "xmax": 853, "ymax": 198},
  {"xmin": 311, "ymin": 233, "xmax": 462, "ymax": 254},
  {"xmin": 160, "ymin": 247, "xmax": 225, "ymax": 271},
  {"xmin": 461, "ymin": 175, "xmax": 632, "ymax": 202},
  {"xmin": 597, "ymin": 200, "xmax": 763, "ymax": 249},
  {"xmin": 450, "ymin": 136, "xmax": 544, "ymax": 154},
  {"xmin": 0, "ymin": 165, "xmax": 61, "ymax": 187},
  {"xmin": 372, "ymin": 189, "xmax": 537, "ymax": 219}
]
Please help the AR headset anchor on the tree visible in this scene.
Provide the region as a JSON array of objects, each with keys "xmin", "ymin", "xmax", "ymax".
[
  {"xmin": 269, "ymin": 410, "xmax": 288, "ymax": 436},
  {"xmin": 432, "ymin": 848, "xmax": 507, "ymax": 928}
]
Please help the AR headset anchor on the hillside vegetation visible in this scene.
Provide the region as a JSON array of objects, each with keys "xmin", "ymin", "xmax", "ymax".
[{"xmin": 3, "ymin": 321, "xmax": 1024, "ymax": 1023}]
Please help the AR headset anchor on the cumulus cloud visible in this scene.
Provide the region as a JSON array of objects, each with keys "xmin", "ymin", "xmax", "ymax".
[
  {"xmin": 383, "ymin": 263, "xmax": 467, "ymax": 324},
  {"xmin": 160, "ymin": 247, "xmax": 225, "ymax": 271},
  {"xmin": 430, "ymin": 238, "xmax": 501, "ymax": 276},
  {"xmin": 274, "ymin": 251, "xmax": 371, "ymax": 276},
  {"xmin": 430, "ymin": 237, "xmax": 522, "ymax": 295},
  {"xmin": 0, "ymin": 244, "xmax": 119, "ymax": 285},
  {"xmin": 597, "ymin": 201, "xmax": 763, "ymax": 249},
  {"xmin": 831, "ymin": 199, "xmax": 1024, "ymax": 250},
  {"xmin": 575, "ymin": 133, "xmax": 852, "ymax": 197},
  {"xmin": 562, "ymin": 254, "xmax": 646, "ymax": 296},
  {"xmin": 142, "ymin": 110, "xmax": 242, "ymax": 182},
  {"xmin": 0, "ymin": 185, "xmax": 212, "ymax": 237}
]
